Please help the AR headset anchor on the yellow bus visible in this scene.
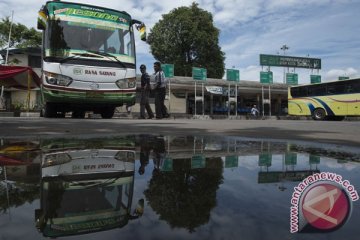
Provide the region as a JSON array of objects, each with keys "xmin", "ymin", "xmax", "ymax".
[{"xmin": 288, "ymin": 78, "xmax": 360, "ymax": 120}]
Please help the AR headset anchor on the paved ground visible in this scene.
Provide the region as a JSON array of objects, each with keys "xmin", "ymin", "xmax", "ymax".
[{"xmin": 0, "ymin": 117, "xmax": 359, "ymax": 149}]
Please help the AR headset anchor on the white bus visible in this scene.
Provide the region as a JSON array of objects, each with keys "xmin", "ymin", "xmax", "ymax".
[
  {"xmin": 37, "ymin": 1, "xmax": 146, "ymax": 118},
  {"xmin": 35, "ymin": 142, "xmax": 141, "ymax": 237}
]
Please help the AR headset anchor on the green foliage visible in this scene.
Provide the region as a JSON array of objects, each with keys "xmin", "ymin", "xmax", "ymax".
[
  {"xmin": 0, "ymin": 16, "xmax": 42, "ymax": 49},
  {"xmin": 7, "ymin": 57, "xmax": 21, "ymax": 65},
  {"xmin": 148, "ymin": 3, "xmax": 225, "ymax": 78},
  {"xmin": 144, "ymin": 157, "xmax": 224, "ymax": 232}
]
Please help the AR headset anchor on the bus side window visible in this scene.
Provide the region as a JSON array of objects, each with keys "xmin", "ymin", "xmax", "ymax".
[
  {"xmin": 327, "ymin": 83, "xmax": 336, "ymax": 94},
  {"xmin": 290, "ymin": 88, "xmax": 299, "ymax": 97},
  {"xmin": 328, "ymin": 82, "xmax": 346, "ymax": 95},
  {"xmin": 347, "ymin": 80, "xmax": 360, "ymax": 93},
  {"xmin": 298, "ymin": 87, "xmax": 308, "ymax": 97},
  {"xmin": 308, "ymin": 85, "xmax": 325, "ymax": 96}
]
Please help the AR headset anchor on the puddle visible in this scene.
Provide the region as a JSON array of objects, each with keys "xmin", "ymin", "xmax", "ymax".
[{"xmin": 0, "ymin": 135, "xmax": 359, "ymax": 239}]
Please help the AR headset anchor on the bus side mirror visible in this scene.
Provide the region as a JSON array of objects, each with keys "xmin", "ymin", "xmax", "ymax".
[
  {"xmin": 134, "ymin": 198, "xmax": 144, "ymax": 216},
  {"xmin": 37, "ymin": 9, "xmax": 47, "ymax": 30},
  {"xmin": 138, "ymin": 24, "xmax": 147, "ymax": 42},
  {"xmin": 35, "ymin": 209, "xmax": 44, "ymax": 230},
  {"xmin": 129, "ymin": 198, "xmax": 144, "ymax": 220},
  {"xmin": 131, "ymin": 20, "xmax": 147, "ymax": 42}
]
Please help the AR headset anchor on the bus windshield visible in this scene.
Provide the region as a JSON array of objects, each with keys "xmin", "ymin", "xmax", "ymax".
[
  {"xmin": 37, "ymin": 143, "xmax": 137, "ymax": 237},
  {"xmin": 44, "ymin": 3, "xmax": 135, "ymax": 64},
  {"xmin": 39, "ymin": 176, "xmax": 133, "ymax": 237}
]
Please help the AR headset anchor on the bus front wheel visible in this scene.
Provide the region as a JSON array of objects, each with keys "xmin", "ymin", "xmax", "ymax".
[
  {"xmin": 312, "ymin": 108, "xmax": 326, "ymax": 120},
  {"xmin": 43, "ymin": 103, "xmax": 56, "ymax": 118},
  {"xmin": 72, "ymin": 111, "xmax": 85, "ymax": 119},
  {"xmin": 101, "ymin": 107, "xmax": 115, "ymax": 119}
]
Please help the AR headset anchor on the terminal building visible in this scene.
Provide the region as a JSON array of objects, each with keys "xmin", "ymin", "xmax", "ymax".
[
  {"xmin": 135, "ymin": 76, "xmax": 289, "ymax": 117},
  {"xmin": 0, "ymin": 47, "xmax": 289, "ymax": 116}
]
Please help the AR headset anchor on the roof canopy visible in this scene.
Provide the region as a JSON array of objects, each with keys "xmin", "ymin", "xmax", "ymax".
[{"xmin": 0, "ymin": 66, "xmax": 40, "ymax": 89}]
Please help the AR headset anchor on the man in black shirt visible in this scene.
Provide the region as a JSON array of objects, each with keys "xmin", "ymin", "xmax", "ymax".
[{"xmin": 139, "ymin": 64, "xmax": 154, "ymax": 119}]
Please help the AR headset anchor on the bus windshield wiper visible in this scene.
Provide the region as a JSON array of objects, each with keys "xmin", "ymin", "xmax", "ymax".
[
  {"xmin": 66, "ymin": 177, "xmax": 119, "ymax": 189},
  {"xmin": 59, "ymin": 52, "xmax": 103, "ymax": 63},
  {"xmin": 59, "ymin": 51, "xmax": 127, "ymax": 68},
  {"xmin": 87, "ymin": 50, "xmax": 127, "ymax": 68}
]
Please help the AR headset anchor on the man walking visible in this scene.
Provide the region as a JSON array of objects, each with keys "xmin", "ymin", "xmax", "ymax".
[
  {"xmin": 251, "ymin": 105, "xmax": 260, "ymax": 119},
  {"xmin": 139, "ymin": 64, "xmax": 154, "ymax": 119},
  {"xmin": 153, "ymin": 61, "xmax": 169, "ymax": 119}
]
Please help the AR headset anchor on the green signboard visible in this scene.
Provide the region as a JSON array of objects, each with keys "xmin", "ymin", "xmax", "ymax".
[
  {"xmin": 260, "ymin": 54, "xmax": 321, "ymax": 69},
  {"xmin": 258, "ymin": 153, "xmax": 272, "ymax": 167},
  {"xmin": 162, "ymin": 64, "xmax": 174, "ymax": 78},
  {"xmin": 285, "ymin": 152, "xmax": 297, "ymax": 165},
  {"xmin": 258, "ymin": 170, "xmax": 319, "ymax": 183},
  {"xmin": 338, "ymin": 76, "xmax": 350, "ymax": 80},
  {"xmin": 191, "ymin": 154, "xmax": 206, "ymax": 169},
  {"xmin": 226, "ymin": 69, "xmax": 240, "ymax": 82},
  {"xmin": 161, "ymin": 157, "xmax": 173, "ymax": 172},
  {"xmin": 260, "ymin": 71, "xmax": 273, "ymax": 84},
  {"xmin": 192, "ymin": 67, "xmax": 207, "ymax": 81},
  {"xmin": 225, "ymin": 156, "xmax": 238, "ymax": 168},
  {"xmin": 310, "ymin": 75, "xmax": 321, "ymax": 84},
  {"xmin": 309, "ymin": 155, "xmax": 320, "ymax": 165},
  {"xmin": 286, "ymin": 73, "xmax": 298, "ymax": 85}
]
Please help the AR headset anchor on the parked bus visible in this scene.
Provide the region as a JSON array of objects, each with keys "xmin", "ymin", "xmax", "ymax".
[
  {"xmin": 288, "ymin": 78, "xmax": 360, "ymax": 120},
  {"xmin": 35, "ymin": 139, "xmax": 143, "ymax": 237},
  {"xmin": 37, "ymin": 1, "xmax": 146, "ymax": 118}
]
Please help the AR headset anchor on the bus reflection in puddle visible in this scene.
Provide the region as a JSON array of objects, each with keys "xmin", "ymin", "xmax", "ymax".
[{"xmin": 35, "ymin": 140, "xmax": 143, "ymax": 238}]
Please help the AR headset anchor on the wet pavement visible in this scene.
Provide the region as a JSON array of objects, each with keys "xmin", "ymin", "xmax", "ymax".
[{"xmin": 0, "ymin": 135, "xmax": 359, "ymax": 240}]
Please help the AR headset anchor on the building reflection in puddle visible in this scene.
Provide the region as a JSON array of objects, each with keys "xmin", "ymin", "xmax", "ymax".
[{"xmin": 0, "ymin": 135, "xmax": 359, "ymax": 239}]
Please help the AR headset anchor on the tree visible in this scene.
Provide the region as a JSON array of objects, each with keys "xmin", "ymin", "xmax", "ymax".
[
  {"xmin": 144, "ymin": 157, "xmax": 224, "ymax": 232},
  {"xmin": 0, "ymin": 16, "xmax": 42, "ymax": 49},
  {"xmin": 148, "ymin": 3, "xmax": 225, "ymax": 78}
]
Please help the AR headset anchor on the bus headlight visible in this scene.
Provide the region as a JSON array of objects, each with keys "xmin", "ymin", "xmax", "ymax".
[
  {"xmin": 116, "ymin": 78, "xmax": 136, "ymax": 89},
  {"xmin": 115, "ymin": 151, "xmax": 135, "ymax": 162},
  {"xmin": 44, "ymin": 72, "xmax": 73, "ymax": 86},
  {"xmin": 127, "ymin": 78, "xmax": 136, "ymax": 88},
  {"xmin": 43, "ymin": 153, "xmax": 72, "ymax": 167},
  {"xmin": 115, "ymin": 79, "xmax": 127, "ymax": 89}
]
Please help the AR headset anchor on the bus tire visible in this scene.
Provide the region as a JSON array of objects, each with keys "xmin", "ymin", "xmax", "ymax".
[
  {"xmin": 72, "ymin": 111, "xmax": 85, "ymax": 119},
  {"xmin": 101, "ymin": 107, "xmax": 115, "ymax": 119},
  {"xmin": 43, "ymin": 103, "xmax": 56, "ymax": 118},
  {"xmin": 312, "ymin": 108, "xmax": 326, "ymax": 120},
  {"xmin": 57, "ymin": 112, "xmax": 66, "ymax": 118}
]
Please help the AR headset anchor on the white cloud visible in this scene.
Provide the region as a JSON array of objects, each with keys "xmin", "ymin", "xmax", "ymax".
[
  {"xmin": 325, "ymin": 68, "xmax": 358, "ymax": 81},
  {"xmin": 213, "ymin": 0, "xmax": 262, "ymax": 25}
]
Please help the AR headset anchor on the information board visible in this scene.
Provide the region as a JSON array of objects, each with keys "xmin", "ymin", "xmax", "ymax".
[
  {"xmin": 260, "ymin": 71, "xmax": 273, "ymax": 84},
  {"xmin": 260, "ymin": 54, "xmax": 321, "ymax": 69},
  {"xmin": 192, "ymin": 67, "xmax": 207, "ymax": 81},
  {"xmin": 226, "ymin": 69, "xmax": 240, "ymax": 82},
  {"xmin": 286, "ymin": 73, "xmax": 298, "ymax": 85},
  {"xmin": 162, "ymin": 64, "xmax": 174, "ymax": 78}
]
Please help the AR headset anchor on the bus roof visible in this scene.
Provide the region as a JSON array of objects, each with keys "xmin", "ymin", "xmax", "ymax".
[
  {"xmin": 44, "ymin": 1, "xmax": 131, "ymax": 18},
  {"xmin": 290, "ymin": 77, "xmax": 360, "ymax": 88}
]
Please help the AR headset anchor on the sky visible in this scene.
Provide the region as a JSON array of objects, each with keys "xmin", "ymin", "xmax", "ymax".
[{"xmin": 0, "ymin": 0, "xmax": 359, "ymax": 84}]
